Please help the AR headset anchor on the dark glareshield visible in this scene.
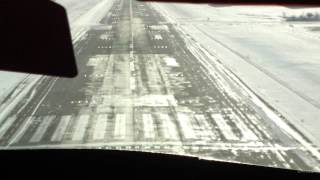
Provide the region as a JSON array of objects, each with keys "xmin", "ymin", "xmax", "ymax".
[
  {"xmin": 0, "ymin": 1, "xmax": 77, "ymax": 77},
  {"xmin": 139, "ymin": 0, "xmax": 320, "ymax": 6}
]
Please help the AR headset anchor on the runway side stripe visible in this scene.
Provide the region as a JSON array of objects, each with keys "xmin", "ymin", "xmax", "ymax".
[
  {"xmin": 0, "ymin": 116, "xmax": 17, "ymax": 139},
  {"xmin": 10, "ymin": 116, "xmax": 36, "ymax": 144}
]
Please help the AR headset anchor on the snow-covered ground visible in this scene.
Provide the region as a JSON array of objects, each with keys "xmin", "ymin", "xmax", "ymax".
[
  {"xmin": 0, "ymin": 72, "xmax": 26, "ymax": 103},
  {"xmin": 0, "ymin": 0, "xmax": 102, "ymax": 101},
  {"xmin": 153, "ymin": 3, "xmax": 320, "ymax": 146},
  {"xmin": 56, "ymin": 0, "xmax": 103, "ymax": 23},
  {"xmin": 56, "ymin": 0, "xmax": 115, "ymax": 42},
  {"xmin": 154, "ymin": 4, "xmax": 320, "ymax": 22}
]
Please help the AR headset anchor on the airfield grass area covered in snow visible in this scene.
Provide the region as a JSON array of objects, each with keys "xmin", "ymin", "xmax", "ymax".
[{"xmin": 153, "ymin": 3, "xmax": 320, "ymax": 146}]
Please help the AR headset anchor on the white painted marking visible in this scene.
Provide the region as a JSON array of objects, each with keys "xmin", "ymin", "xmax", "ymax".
[
  {"xmin": 231, "ymin": 114, "xmax": 259, "ymax": 141},
  {"xmin": 100, "ymin": 34, "xmax": 109, "ymax": 40},
  {"xmin": 194, "ymin": 114, "xmax": 216, "ymax": 140},
  {"xmin": 93, "ymin": 114, "xmax": 108, "ymax": 140},
  {"xmin": 51, "ymin": 115, "xmax": 72, "ymax": 142},
  {"xmin": 30, "ymin": 116, "xmax": 55, "ymax": 143},
  {"xmin": 129, "ymin": 0, "xmax": 134, "ymax": 58},
  {"xmin": 134, "ymin": 95, "xmax": 177, "ymax": 107},
  {"xmin": 163, "ymin": 57, "xmax": 179, "ymax": 67},
  {"xmin": 0, "ymin": 116, "xmax": 17, "ymax": 138},
  {"xmin": 274, "ymin": 150, "xmax": 291, "ymax": 169},
  {"xmin": 130, "ymin": 77, "xmax": 136, "ymax": 91},
  {"xmin": 160, "ymin": 114, "xmax": 179, "ymax": 140},
  {"xmin": 130, "ymin": 61, "xmax": 135, "ymax": 72},
  {"xmin": 154, "ymin": 34, "xmax": 163, "ymax": 40},
  {"xmin": 211, "ymin": 114, "xmax": 239, "ymax": 141},
  {"xmin": 7, "ymin": 78, "xmax": 58, "ymax": 147},
  {"xmin": 114, "ymin": 114, "xmax": 126, "ymax": 139},
  {"xmin": 142, "ymin": 114, "xmax": 155, "ymax": 139},
  {"xmin": 177, "ymin": 113, "xmax": 196, "ymax": 139},
  {"xmin": 72, "ymin": 115, "xmax": 90, "ymax": 141},
  {"xmin": 149, "ymin": 25, "xmax": 169, "ymax": 31}
]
